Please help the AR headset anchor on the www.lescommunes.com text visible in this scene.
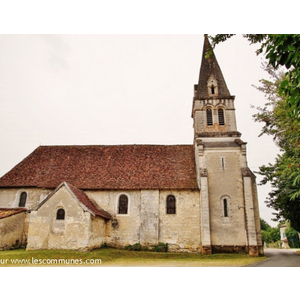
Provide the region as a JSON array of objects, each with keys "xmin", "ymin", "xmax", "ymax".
[{"xmin": 1, "ymin": 258, "xmax": 102, "ymax": 265}]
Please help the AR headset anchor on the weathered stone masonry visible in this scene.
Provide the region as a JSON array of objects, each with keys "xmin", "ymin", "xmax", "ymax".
[{"xmin": 0, "ymin": 35, "xmax": 262, "ymax": 256}]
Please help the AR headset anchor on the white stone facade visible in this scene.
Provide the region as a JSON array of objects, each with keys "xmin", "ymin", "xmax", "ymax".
[{"xmin": 0, "ymin": 35, "xmax": 263, "ymax": 256}]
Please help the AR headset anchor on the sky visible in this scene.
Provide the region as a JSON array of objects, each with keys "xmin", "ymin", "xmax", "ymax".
[
  {"xmin": 0, "ymin": 34, "xmax": 280, "ymax": 226},
  {"xmin": 1, "ymin": 2, "xmax": 297, "ymax": 298},
  {"xmin": 0, "ymin": 34, "xmax": 278, "ymax": 226}
]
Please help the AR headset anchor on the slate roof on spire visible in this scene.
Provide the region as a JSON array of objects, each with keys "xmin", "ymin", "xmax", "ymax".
[{"xmin": 197, "ymin": 34, "xmax": 231, "ymax": 98}]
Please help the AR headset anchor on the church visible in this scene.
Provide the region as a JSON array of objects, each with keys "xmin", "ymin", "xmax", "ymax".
[{"xmin": 0, "ymin": 35, "xmax": 263, "ymax": 256}]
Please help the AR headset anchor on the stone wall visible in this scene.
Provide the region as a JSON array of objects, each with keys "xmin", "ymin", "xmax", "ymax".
[
  {"xmin": 86, "ymin": 189, "xmax": 201, "ymax": 251},
  {"xmin": 205, "ymin": 150, "xmax": 247, "ymax": 248},
  {"xmin": 26, "ymin": 186, "xmax": 106, "ymax": 250},
  {"xmin": 159, "ymin": 190, "xmax": 201, "ymax": 252},
  {"xmin": 0, "ymin": 187, "xmax": 52, "ymax": 209},
  {"xmin": 0, "ymin": 211, "xmax": 27, "ymax": 250}
]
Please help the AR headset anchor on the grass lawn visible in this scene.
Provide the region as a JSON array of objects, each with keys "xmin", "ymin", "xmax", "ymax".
[{"xmin": 0, "ymin": 247, "xmax": 266, "ymax": 267}]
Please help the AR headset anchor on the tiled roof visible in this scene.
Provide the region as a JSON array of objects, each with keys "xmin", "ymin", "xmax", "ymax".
[
  {"xmin": 0, "ymin": 208, "xmax": 27, "ymax": 219},
  {"xmin": 0, "ymin": 145, "xmax": 198, "ymax": 190},
  {"xmin": 36, "ymin": 182, "xmax": 112, "ymax": 219},
  {"xmin": 66, "ymin": 182, "xmax": 112, "ymax": 219}
]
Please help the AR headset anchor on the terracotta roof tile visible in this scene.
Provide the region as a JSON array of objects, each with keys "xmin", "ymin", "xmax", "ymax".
[
  {"xmin": 0, "ymin": 145, "xmax": 198, "ymax": 190},
  {"xmin": 0, "ymin": 208, "xmax": 27, "ymax": 219},
  {"xmin": 66, "ymin": 182, "xmax": 112, "ymax": 219}
]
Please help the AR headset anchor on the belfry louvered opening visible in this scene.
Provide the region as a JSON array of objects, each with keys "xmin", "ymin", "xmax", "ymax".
[{"xmin": 218, "ymin": 108, "xmax": 225, "ymax": 125}]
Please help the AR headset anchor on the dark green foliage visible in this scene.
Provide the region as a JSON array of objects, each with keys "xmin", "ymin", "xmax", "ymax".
[
  {"xmin": 100, "ymin": 242, "xmax": 108, "ymax": 249},
  {"xmin": 260, "ymin": 218, "xmax": 271, "ymax": 231},
  {"xmin": 251, "ymin": 67, "xmax": 300, "ymax": 231},
  {"xmin": 260, "ymin": 219, "xmax": 280, "ymax": 247},
  {"xmin": 215, "ymin": 35, "xmax": 300, "ymax": 229},
  {"xmin": 125, "ymin": 243, "xmax": 142, "ymax": 251},
  {"xmin": 285, "ymin": 224, "xmax": 300, "ymax": 248},
  {"xmin": 152, "ymin": 243, "xmax": 168, "ymax": 252}
]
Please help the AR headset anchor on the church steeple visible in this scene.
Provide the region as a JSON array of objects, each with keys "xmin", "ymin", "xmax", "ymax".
[
  {"xmin": 197, "ymin": 34, "xmax": 230, "ymax": 98},
  {"xmin": 192, "ymin": 34, "xmax": 240, "ymax": 138}
]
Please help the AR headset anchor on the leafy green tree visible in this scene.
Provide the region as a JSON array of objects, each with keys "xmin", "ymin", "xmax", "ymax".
[
  {"xmin": 251, "ymin": 65, "xmax": 300, "ymax": 231},
  {"xmin": 209, "ymin": 35, "xmax": 300, "ymax": 231},
  {"xmin": 260, "ymin": 219, "xmax": 280, "ymax": 247},
  {"xmin": 260, "ymin": 218, "xmax": 271, "ymax": 231},
  {"xmin": 285, "ymin": 223, "xmax": 300, "ymax": 248}
]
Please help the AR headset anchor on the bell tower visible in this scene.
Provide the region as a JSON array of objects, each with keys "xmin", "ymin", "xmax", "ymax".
[
  {"xmin": 193, "ymin": 35, "xmax": 263, "ymax": 256},
  {"xmin": 192, "ymin": 34, "xmax": 240, "ymax": 138}
]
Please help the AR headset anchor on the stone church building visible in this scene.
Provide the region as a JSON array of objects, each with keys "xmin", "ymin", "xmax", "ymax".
[{"xmin": 0, "ymin": 35, "xmax": 263, "ymax": 256}]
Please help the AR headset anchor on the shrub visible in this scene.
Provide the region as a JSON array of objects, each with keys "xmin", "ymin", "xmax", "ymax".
[
  {"xmin": 152, "ymin": 243, "xmax": 168, "ymax": 252},
  {"xmin": 100, "ymin": 242, "xmax": 108, "ymax": 249},
  {"xmin": 285, "ymin": 225, "xmax": 300, "ymax": 248},
  {"xmin": 125, "ymin": 243, "xmax": 142, "ymax": 251}
]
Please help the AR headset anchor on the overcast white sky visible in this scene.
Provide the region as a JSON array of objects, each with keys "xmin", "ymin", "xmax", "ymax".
[
  {"xmin": 0, "ymin": 34, "xmax": 280, "ymax": 226},
  {"xmin": 1, "ymin": 1, "xmax": 298, "ymax": 297}
]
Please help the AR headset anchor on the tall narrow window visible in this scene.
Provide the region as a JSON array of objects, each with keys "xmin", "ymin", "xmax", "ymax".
[
  {"xmin": 223, "ymin": 198, "xmax": 228, "ymax": 217},
  {"xmin": 56, "ymin": 208, "xmax": 65, "ymax": 220},
  {"xmin": 166, "ymin": 195, "xmax": 176, "ymax": 214},
  {"xmin": 19, "ymin": 192, "xmax": 27, "ymax": 207},
  {"xmin": 218, "ymin": 108, "xmax": 225, "ymax": 125},
  {"xmin": 118, "ymin": 194, "xmax": 128, "ymax": 214},
  {"xmin": 221, "ymin": 157, "xmax": 225, "ymax": 169},
  {"xmin": 206, "ymin": 109, "xmax": 213, "ymax": 126}
]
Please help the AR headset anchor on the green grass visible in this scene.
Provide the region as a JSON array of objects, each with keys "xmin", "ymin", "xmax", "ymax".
[{"xmin": 0, "ymin": 247, "xmax": 266, "ymax": 267}]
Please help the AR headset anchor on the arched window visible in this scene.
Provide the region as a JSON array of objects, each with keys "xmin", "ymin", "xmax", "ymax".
[
  {"xmin": 166, "ymin": 195, "xmax": 176, "ymax": 214},
  {"xmin": 218, "ymin": 108, "xmax": 225, "ymax": 126},
  {"xmin": 223, "ymin": 198, "xmax": 228, "ymax": 217},
  {"xmin": 118, "ymin": 194, "xmax": 128, "ymax": 214},
  {"xmin": 19, "ymin": 192, "xmax": 27, "ymax": 207},
  {"xmin": 56, "ymin": 208, "xmax": 65, "ymax": 220},
  {"xmin": 206, "ymin": 109, "xmax": 213, "ymax": 126}
]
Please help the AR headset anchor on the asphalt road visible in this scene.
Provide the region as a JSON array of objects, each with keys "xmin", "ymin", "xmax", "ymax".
[{"xmin": 247, "ymin": 248, "xmax": 300, "ymax": 267}]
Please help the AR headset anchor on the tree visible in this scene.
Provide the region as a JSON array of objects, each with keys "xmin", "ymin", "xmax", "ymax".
[
  {"xmin": 252, "ymin": 65, "xmax": 300, "ymax": 231},
  {"xmin": 260, "ymin": 219, "xmax": 280, "ymax": 247},
  {"xmin": 260, "ymin": 218, "xmax": 271, "ymax": 231},
  {"xmin": 209, "ymin": 35, "xmax": 300, "ymax": 231},
  {"xmin": 285, "ymin": 223, "xmax": 300, "ymax": 248}
]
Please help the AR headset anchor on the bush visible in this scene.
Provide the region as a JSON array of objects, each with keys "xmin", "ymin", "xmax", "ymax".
[
  {"xmin": 125, "ymin": 243, "xmax": 142, "ymax": 251},
  {"xmin": 285, "ymin": 225, "xmax": 300, "ymax": 248},
  {"xmin": 152, "ymin": 243, "xmax": 168, "ymax": 252},
  {"xmin": 124, "ymin": 242, "xmax": 169, "ymax": 252},
  {"xmin": 261, "ymin": 225, "xmax": 280, "ymax": 247},
  {"xmin": 100, "ymin": 242, "xmax": 108, "ymax": 249}
]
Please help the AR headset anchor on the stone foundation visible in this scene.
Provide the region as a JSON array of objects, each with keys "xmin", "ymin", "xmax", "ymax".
[
  {"xmin": 212, "ymin": 245, "xmax": 247, "ymax": 254},
  {"xmin": 248, "ymin": 246, "xmax": 260, "ymax": 257},
  {"xmin": 201, "ymin": 245, "xmax": 212, "ymax": 254}
]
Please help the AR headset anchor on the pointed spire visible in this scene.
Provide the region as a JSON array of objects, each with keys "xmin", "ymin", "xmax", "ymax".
[{"xmin": 197, "ymin": 35, "xmax": 230, "ymax": 98}]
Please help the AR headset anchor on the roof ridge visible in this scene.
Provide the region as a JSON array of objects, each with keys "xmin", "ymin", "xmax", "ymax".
[
  {"xmin": 37, "ymin": 144, "xmax": 194, "ymax": 147},
  {"xmin": 65, "ymin": 182, "xmax": 112, "ymax": 219}
]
